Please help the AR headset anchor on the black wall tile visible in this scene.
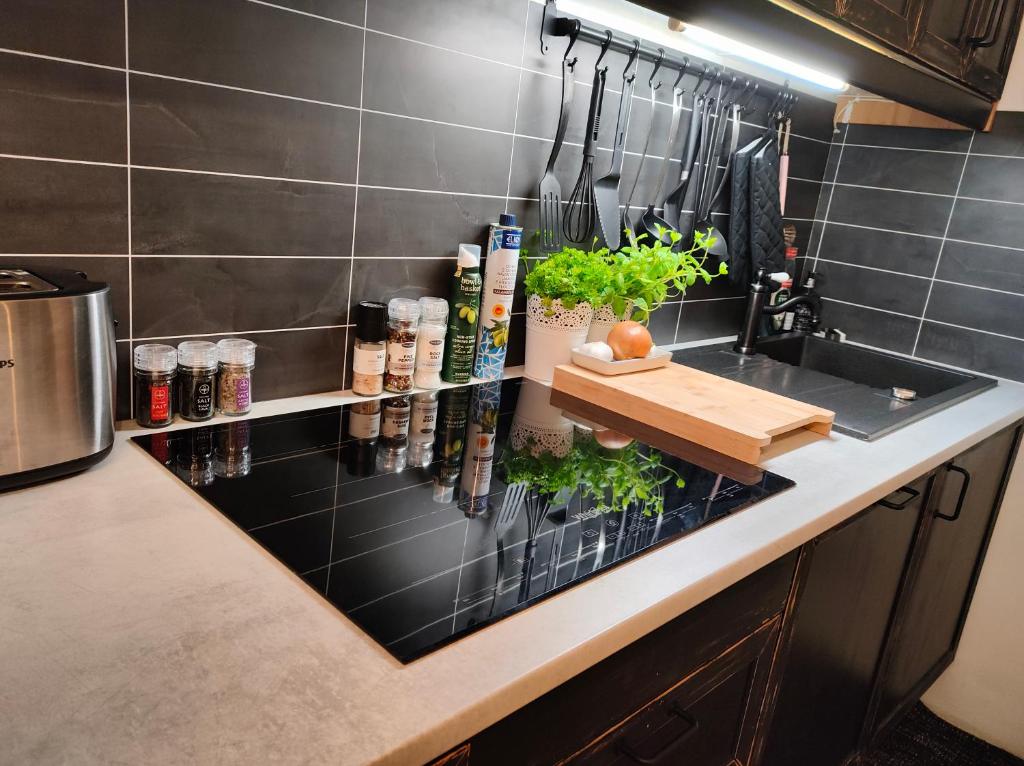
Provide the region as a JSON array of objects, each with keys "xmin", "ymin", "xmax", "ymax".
[
  {"xmin": 923, "ymin": 281, "xmax": 1024, "ymax": 338},
  {"xmin": 785, "ymin": 178, "xmax": 824, "ymax": 221},
  {"xmin": 354, "ymin": 189, "xmax": 497, "ymax": 258},
  {"xmin": 936, "ymin": 240, "xmax": 1024, "ymax": 294},
  {"xmin": 676, "ymin": 298, "xmax": 746, "ymax": 342},
  {"xmin": 13, "ymin": 256, "xmax": 130, "ymax": 338},
  {"xmin": 969, "ymin": 112, "xmax": 1024, "ymax": 158},
  {"xmin": 827, "ymin": 184, "xmax": 953, "ymax": 237},
  {"xmin": 514, "ymin": 69, "xmax": 617, "ymax": 152},
  {"xmin": 130, "ymin": 75, "xmax": 359, "ymax": 182},
  {"xmin": 348, "ymin": 257, "xmax": 453, "ymax": 316},
  {"xmin": 814, "ymin": 260, "xmax": 930, "ymax": 316},
  {"xmin": 844, "ymin": 124, "xmax": 972, "ymax": 152},
  {"xmin": 916, "ymin": 322, "xmax": 1024, "ymax": 382},
  {"xmin": 816, "ymin": 222, "xmax": 941, "ymax": 276},
  {"xmin": 0, "ymin": 53, "xmax": 126, "ymax": 163},
  {"xmin": 132, "ymin": 257, "xmax": 350, "ymax": 338},
  {"xmin": 959, "ymin": 155, "xmax": 1024, "ymax": 204},
  {"xmin": 137, "ymin": 327, "xmax": 348, "ymax": 402},
  {"xmin": 0, "ymin": 158, "xmax": 128, "ymax": 253},
  {"xmin": 362, "ymin": 33, "xmax": 519, "ymax": 132},
  {"xmin": 0, "ymin": 0, "xmax": 125, "ymax": 67},
  {"xmin": 786, "ymin": 134, "xmax": 831, "ymax": 182},
  {"xmin": 128, "ymin": 0, "xmax": 363, "ymax": 105},
  {"xmin": 819, "ymin": 298, "xmax": 919, "ymax": 355},
  {"xmin": 358, "ymin": 111, "xmax": 512, "ymax": 196},
  {"xmin": 132, "ymin": 170, "xmax": 354, "ymax": 256},
  {"xmin": 946, "ymin": 198, "xmax": 1024, "ymax": 249},
  {"xmin": 836, "ymin": 145, "xmax": 964, "ymax": 195},
  {"xmin": 647, "ymin": 301, "xmax": 681, "ymax": 345},
  {"xmin": 367, "ymin": 0, "xmax": 528, "ymax": 65},
  {"xmin": 115, "ymin": 341, "xmax": 131, "ymax": 420},
  {"xmin": 267, "ymin": 0, "xmax": 365, "ymax": 25}
]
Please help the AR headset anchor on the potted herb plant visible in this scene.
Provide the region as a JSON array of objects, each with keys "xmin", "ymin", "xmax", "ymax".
[
  {"xmin": 522, "ymin": 246, "xmax": 609, "ymax": 383},
  {"xmin": 588, "ymin": 227, "xmax": 725, "ymax": 343}
]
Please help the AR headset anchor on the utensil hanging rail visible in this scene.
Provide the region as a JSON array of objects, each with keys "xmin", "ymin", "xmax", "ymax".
[{"xmin": 540, "ymin": 0, "xmax": 790, "ymax": 109}]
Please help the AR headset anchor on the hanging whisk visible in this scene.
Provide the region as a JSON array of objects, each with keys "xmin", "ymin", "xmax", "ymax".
[{"xmin": 563, "ymin": 33, "xmax": 611, "ymax": 245}]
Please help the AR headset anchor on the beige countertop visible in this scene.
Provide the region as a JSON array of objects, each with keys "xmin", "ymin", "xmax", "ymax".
[{"xmin": 3, "ymin": 353, "xmax": 1024, "ymax": 766}]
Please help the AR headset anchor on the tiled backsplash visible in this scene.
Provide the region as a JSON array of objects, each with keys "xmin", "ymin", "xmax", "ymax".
[
  {"xmin": 0, "ymin": 0, "xmax": 835, "ymax": 419},
  {"xmin": 807, "ymin": 112, "xmax": 1024, "ymax": 382}
]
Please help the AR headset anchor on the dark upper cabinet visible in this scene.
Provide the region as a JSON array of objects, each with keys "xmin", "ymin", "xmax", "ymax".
[
  {"xmin": 915, "ymin": 0, "xmax": 1024, "ymax": 97},
  {"xmin": 761, "ymin": 475, "xmax": 932, "ymax": 766},
  {"xmin": 865, "ymin": 425, "xmax": 1022, "ymax": 740},
  {"xmin": 788, "ymin": 0, "xmax": 1023, "ymax": 99}
]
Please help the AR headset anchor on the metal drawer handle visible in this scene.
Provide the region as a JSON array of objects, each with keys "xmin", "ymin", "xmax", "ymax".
[
  {"xmin": 616, "ymin": 703, "xmax": 699, "ymax": 765},
  {"xmin": 878, "ymin": 485, "xmax": 920, "ymax": 510},
  {"xmin": 969, "ymin": 0, "xmax": 1008, "ymax": 47},
  {"xmin": 935, "ymin": 464, "xmax": 971, "ymax": 522}
]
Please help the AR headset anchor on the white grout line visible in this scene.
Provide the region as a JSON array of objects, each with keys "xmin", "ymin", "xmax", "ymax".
[
  {"xmin": 945, "ymin": 237, "xmax": 1024, "ymax": 254},
  {"xmin": 124, "ymin": 0, "xmax": 134, "ymax": 418},
  {"xmin": 823, "ymin": 219, "xmax": 945, "ymax": 241},
  {"xmin": 839, "ymin": 142, "xmax": 968, "ymax": 156},
  {"xmin": 932, "ymin": 278, "xmax": 1024, "ymax": 298},
  {"xmin": 131, "ymin": 69, "xmax": 359, "ymax": 110},
  {"xmin": 913, "ymin": 131, "xmax": 976, "ymax": 356},
  {"xmin": 815, "ymin": 257, "xmax": 931, "ymax": 280},
  {"xmin": 0, "ymin": 152, "xmax": 124, "ymax": 168},
  {"xmin": 504, "ymin": 0, "xmax": 533, "ymax": 209},
  {"xmin": 129, "ymin": 163, "xmax": 355, "ymax": 186},
  {"xmin": 325, "ymin": 0, "xmax": 368, "ymax": 594},
  {"xmin": 823, "ymin": 296, "xmax": 919, "ymax": 319},
  {"xmin": 247, "ymin": 0, "xmax": 363, "ymax": 30},
  {"xmin": 132, "ymin": 324, "xmax": 353, "ymax": 342},
  {"xmin": 828, "ymin": 180, "xmax": 959, "ymax": 199},
  {"xmin": 0, "ymin": 45, "xmax": 124, "ymax": 72},
  {"xmin": 812, "ymin": 123, "xmax": 846, "ymax": 271}
]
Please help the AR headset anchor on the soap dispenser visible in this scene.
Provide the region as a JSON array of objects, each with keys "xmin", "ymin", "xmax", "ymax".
[{"xmin": 793, "ymin": 272, "xmax": 821, "ymax": 333}]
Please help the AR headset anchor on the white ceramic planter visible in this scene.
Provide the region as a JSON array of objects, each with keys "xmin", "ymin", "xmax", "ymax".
[
  {"xmin": 586, "ymin": 301, "xmax": 633, "ymax": 343},
  {"xmin": 524, "ymin": 294, "xmax": 594, "ymax": 384},
  {"xmin": 510, "ymin": 381, "xmax": 573, "ymax": 457}
]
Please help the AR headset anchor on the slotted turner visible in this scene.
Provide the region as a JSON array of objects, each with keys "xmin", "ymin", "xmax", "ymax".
[{"xmin": 538, "ymin": 56, "xmax": 576, "ymax": 254}]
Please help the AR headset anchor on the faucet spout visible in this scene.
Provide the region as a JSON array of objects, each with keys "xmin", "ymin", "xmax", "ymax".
[{"xmin": 733, "ymin": 268, "xmax": 820, "ymax": 355}]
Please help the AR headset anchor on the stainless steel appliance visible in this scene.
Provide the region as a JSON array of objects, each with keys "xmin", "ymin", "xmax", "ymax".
[{"xmin": 0, "ymin": 267, "xmax": 116, "ymax": 490}]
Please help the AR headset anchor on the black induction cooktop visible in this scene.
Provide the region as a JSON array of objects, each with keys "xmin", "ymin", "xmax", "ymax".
[{"xmin": 132, "ymin": 378, "xmax": 793, "ymax": 663}]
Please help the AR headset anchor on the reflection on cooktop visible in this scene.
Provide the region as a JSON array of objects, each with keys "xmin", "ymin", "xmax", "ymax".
[{"xmin": 132, "ymin": 379, "xmax": 794, "ymax": 663}]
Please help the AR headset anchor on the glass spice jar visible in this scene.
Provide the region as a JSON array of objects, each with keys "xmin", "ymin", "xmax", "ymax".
[
  {"xmin": 414, "ymin": 297, "xmax": 448, "ymax": 390},
  {"xmin": 351, "ymin": 301, "xmax": 387, "ymax": 396},
  {"xmin": 133, "ymin": 344, "xmax": 178, "ymax": 428},
  {"xmin": 384, "ymin": 298, "xmax": 420, "ymax": 393},
  {"xmin": 177, "ymin": 341, "xmax": 218, "ymax": 421},
  {"xmin": 217, "ymin": 338, "xmax": 256, "ymax": 416}
]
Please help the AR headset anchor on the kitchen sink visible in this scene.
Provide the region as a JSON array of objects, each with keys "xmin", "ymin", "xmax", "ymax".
[{"xmin": 673, "ymin": 334, "xmax": 997, "ymax": 440}]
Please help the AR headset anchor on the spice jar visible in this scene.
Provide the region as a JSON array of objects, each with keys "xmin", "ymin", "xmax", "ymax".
[
  {"xmin": 217, "ymin": 338, "xmax": 256, "ymax": 416},
  {"xmin": 379, "ymin": 395, "xmax": 411, "ymax": 472},
  {"xmin": 177, "ymin": 341, "xmax": 218, "ymax": 421},
  {"xmin": 351, "ymin": 301, "xmax": 387, "ymax": 396},
  {"xmin": 384, "ymin": 298, "xmax": 420, "ymax": 393},
  {"xmin": 414, "ymin": 297, "xmax": 448, "ymax": 390},
  {"xmin": 133, "ymin": 343, "xmax": 177, "ymax": 428}
]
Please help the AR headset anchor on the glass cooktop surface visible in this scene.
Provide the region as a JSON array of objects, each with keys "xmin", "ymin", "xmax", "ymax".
[{"xmin": 133, "ymin": 378, "xmax": 793, "ymax": 663}]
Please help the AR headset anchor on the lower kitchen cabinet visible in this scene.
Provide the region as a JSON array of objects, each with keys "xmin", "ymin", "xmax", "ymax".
[
  {"xmin": 426, "ymin": 424, "xmax": 1021, "ymax": 766},
  {"xmin": 441, "ymin": 553, "xmax": 796, "ymax": 766},
  {"xmin": 760, "ymin": 474, "xmax": 934, "ymax": 766},
  {"xmin": 864, "ymin": 425, "xmax": 1022, "ymax": 741}
]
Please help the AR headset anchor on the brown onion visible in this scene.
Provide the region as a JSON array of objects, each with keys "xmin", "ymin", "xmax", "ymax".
[{"xmin": 606, "ymin": 321, "xmax": 653, "ymax": 360}]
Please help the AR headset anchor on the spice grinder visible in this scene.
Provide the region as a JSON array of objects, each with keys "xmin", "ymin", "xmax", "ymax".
[{"xmin": 0, "ymin": 266, "xmax": 116, "ymax": 490}]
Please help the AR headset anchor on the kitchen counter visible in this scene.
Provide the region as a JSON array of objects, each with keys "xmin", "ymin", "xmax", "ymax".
[{"xmin": 3, "ymin": 348, "xmax": 1024, "ymax": 766}]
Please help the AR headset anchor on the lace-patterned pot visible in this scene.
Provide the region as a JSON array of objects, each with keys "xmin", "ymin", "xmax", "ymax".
[
  {"xmin": 524, "ymin": 294, "xmax": 594, "ymax": 383},
  {"xmin": 586, "ymin": 300, "xmax": 634, "ymax": 343},
  {"xmin": 510, "ymin": 379, "xmax": 573, "ymax": 457}
]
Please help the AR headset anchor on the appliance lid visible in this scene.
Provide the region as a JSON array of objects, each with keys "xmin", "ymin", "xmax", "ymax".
[
  {"xmin": 0, "ymin": 266, "xmax": 109, "ymax": 301},
  {"xmin": 0, "ymin": 269, "xmax": 59, "ymax": 297}
]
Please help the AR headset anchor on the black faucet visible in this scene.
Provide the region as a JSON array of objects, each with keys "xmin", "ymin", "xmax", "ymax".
[{"xmin": 734, "ymin": 268, "xmax": 821, "ymax": 355}]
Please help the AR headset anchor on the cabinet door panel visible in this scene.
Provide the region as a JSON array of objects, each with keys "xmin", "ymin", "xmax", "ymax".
[
  {"xmin": 870, "ymin": 426, "xmax": 1021, "ymax": 736},
  {"xmin": 964, "ymin": 0, "xmax": 1024, "ymax": 96},
  {"xmin": 843, "ymin": 0, "xmax": 924, "ymax": 49},
  {"xmin": 762, "ymin": 476, "xmax": 930, "ymax": 766},
  {"xmin": 913, "ymin": 0, "xmax": 982, "ymax": 81},
  {"xmin": 571, "ymin": 619, "xmax": 780, "ymax": 766}
]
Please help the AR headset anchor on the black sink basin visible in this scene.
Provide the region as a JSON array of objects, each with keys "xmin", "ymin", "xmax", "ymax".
[{"xmin": 673, "ymin": 334, "xmax": 997, "ymax": 440}]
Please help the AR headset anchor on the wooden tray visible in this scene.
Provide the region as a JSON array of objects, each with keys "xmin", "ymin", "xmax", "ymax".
[
  {"xmin": 552, "ymin": 361, "xmax": 834, "ymax": 464},
  {"xmin": 570, "ymin": 346, "xmax": 672, "ymax": 375}
]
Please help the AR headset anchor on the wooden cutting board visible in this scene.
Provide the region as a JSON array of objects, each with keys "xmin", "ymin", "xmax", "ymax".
[{"xmin": 551, "ymin": 361, "xmax": 834, "ymax": 464}]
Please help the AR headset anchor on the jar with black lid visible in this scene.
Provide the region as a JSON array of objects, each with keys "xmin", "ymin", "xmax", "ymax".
[
  {"xmin": 134, "ymin": 344, "xmax": 177, "ymax": 428},
  {"xmin": 177, "ymin": 341, "xmax": 218, "ymax": 421}
]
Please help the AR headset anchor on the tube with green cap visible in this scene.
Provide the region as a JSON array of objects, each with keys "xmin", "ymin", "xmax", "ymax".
[{"xmin": 441, "ymin": 244, "xmax": 482, "ymax": 384}]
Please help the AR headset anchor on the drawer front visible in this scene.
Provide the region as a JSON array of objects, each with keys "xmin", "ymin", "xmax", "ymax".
[
  {"xmin": 569, "ymin": 618, "xmax": 781, "ymax": 766},
  {"xmin": 464, "ymin": 553, "xmax": 797, "ymax": 766}
]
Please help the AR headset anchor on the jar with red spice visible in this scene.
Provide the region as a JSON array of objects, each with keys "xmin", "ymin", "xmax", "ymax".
[
  {"xmin": 384, "ymin": 298, "xmax": 420, "ymax": 393},
  {"xmin": 133, "ymin": 344, "xmax": 177, "ymax": 428}
]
